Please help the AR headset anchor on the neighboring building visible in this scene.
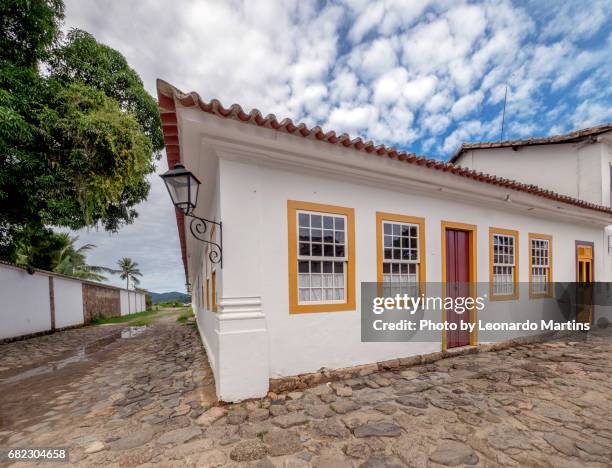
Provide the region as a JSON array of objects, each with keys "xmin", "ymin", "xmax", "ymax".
[
  {"xmin": 157, "ymin": 80, "xmax": 612, "ymax": 401},
  {"xmin": 451, "ymin": 124, "xmax": 612, "ymax": 280},
  {"xmin": 450, "ymin": 124, "xmax": 612, "ymax": 207}
]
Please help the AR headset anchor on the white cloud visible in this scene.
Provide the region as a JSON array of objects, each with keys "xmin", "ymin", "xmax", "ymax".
[
  {"xmin": 451, "ymin": 91, "xmax": 484, "ymax": 119},
  {"xmin": 373, "ymin": 67, "xmax": 407, "ymax": 105},
  {"xmin": 62, "ymin": 0, "xmax": 612, "ymax": 289},
  {"xmin": 403, "ymin": 75, "xmax": 438, "ymax": 107},
  {"xmin": 327, "ymin": 104, "xmax": 379, "ymax": 134}
]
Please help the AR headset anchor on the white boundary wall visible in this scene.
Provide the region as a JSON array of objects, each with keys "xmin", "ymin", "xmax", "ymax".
[
  {"xmin": 0, "ymin": 265, "xmax": 51, "ymax": 340},
  {"xmin": 54, "ymin": 277, "xmax": 84, "ymax": 329},
  {"xmin": 0, "ymin": 262, "xmax": 147, "ymax": 340}
]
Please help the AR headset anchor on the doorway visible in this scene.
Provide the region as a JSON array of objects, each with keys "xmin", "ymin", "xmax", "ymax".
[
  {"xmin": 576, "ymin": 242, "xmax": 593, "ymax": 324},
  {"xmin": 441, "ymin": 221, "xmax": 477, "ymax": 350}
]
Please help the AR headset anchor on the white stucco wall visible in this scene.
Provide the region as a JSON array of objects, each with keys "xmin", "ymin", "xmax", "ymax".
[
  {"xmin": 53, "ymin": 277, "xmax": 85, "ymax": 328},
  {"xmin": 120, "ymin": 290, "xmax": 130, "ymax": 315},
  {"xmin": 0, "ymin": 266, "xmax": 51, "ymax": 340},
  {"xmin": 175, "ymin": 108, "xmax": 612, "ymax": 401},
  {"xmin": 120, "ymin": 290, "xmax": 146, "ymax": 315},
  {"xmin": 218, "ymin": 158, "xmax": 606, "ymax": 380},
  {"xmin": 455, "ymin": 142, "xmax": 607, "ymax": 206}
]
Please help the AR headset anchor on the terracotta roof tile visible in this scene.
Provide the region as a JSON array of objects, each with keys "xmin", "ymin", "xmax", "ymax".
[
  {"xmin": 156, "ymin": 79, "xmax": 612, "ymax": 279},
  {"xmin": 450, "ymin": 123, "xmax": 612, "ymax": 163}
]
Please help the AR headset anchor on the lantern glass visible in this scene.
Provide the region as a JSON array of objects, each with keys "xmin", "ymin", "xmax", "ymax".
[{"xmin": 160, "ymin": 163, "xmax": 201, "ymax": 214}]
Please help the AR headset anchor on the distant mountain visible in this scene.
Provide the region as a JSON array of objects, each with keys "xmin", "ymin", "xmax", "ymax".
[{"xmin": 149, "ymin": 291, "xmax": 191, "ymax": 304}]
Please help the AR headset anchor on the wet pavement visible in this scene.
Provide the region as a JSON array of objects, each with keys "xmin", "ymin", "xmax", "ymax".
[
  {"xmin": 1, "ymin": 316, "xmax": 611, "ymax": 467},
  {"xmin": 0, "ymin": 311, "xmax": 216, "ymax": 466}
]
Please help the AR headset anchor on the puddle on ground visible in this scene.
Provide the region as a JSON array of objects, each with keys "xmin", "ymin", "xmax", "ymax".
[
  {"xmin": 121, "ymin": 326, "xmax": 147, "ymax": 339},
  {"xmin": 0, "ymin": 326, "xmax": 148, "ymax": 385}
]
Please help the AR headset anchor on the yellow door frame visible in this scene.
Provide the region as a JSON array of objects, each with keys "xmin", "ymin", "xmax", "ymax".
[{"xmin": 440, "ymin": 221, "xmax": 478, "ymax": 352}]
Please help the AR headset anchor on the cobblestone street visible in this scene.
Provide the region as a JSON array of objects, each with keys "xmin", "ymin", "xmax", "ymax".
[{"xmin": 1, "ymin": 315, "xmax": 611, "ymax": 467}]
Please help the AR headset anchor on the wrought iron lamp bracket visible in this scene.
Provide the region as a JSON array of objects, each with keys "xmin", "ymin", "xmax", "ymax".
[{"xmin": 184, "ymin": 212, "xmax": 222, "ymax": 267}]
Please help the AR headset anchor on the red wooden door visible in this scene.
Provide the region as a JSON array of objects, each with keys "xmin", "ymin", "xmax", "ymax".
[{"xmin": 445, "ymin": 229, "xmax": 471, "ymax": 348}]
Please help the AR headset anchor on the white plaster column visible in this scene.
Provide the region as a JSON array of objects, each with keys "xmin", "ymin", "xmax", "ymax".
[{"xmin": 214, "ymin": 155, "xmax": 269, "ymax": 401}]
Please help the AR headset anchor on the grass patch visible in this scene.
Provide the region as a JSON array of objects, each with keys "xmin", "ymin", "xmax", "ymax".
[
  {"xmin": 176, "ymin": 308, "xmax": 193, "ymax": 323},
  {"xmin": 90, "ymin": 309, "xmax": 157, "ymax": 326}
]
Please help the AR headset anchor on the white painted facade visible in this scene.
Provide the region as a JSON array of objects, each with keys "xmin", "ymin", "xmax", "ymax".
[
  {"xmin": 453, "ymin": 132, "xmax": 612, "ymax": 286},
  {"xmin": 173, "ymin": 106, "xmax": 612, "ymax": 402},
  {"xmin": 0, "ymin": 262, "xmax": 147, "ymax": 340},
  {"xmin": 452, "ymin": 134, "xmax": 612, "ymax": 207}
]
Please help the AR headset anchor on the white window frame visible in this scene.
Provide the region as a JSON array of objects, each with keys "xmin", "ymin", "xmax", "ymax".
[
  {"xmin": 296, "ymin": 209, "xmax": 348, "ymax": 305},
  {"xmin": 381, "ymin": 221, "xmax": 420, "ymax": 297},
  {"xmin": 492, "ymin": 233, "xmax": 516, "ymax": 296},
  {"xmin": 531, "ymin": 238, "xmax": 550, "ymax": 295}
]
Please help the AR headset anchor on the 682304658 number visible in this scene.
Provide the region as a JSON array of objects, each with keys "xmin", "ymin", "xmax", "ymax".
[{"xmin": 1, "ymin": 447, "xmax": 69, "ymax": 463}]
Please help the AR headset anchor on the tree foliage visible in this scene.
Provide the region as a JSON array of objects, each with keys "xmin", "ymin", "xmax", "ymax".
[
  {"xmin": 117, "ymin": 257, "xmax": 142, "ymax": 289},
  {"xmin": 0, "ymin": 0, "xmax": 162, "ymax": 263}
]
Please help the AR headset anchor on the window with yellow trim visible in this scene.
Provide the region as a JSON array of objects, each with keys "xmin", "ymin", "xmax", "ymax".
[
  {"xmin": 288, "ymin": 200, "xmax": 355, "ymax": 313},
  {"xmin": 376, "ymin": 212, "xmax": 425, "ymax": 298},
  {"xmin": 529, "ymin": 233, "xmax": 552, "ymax": 297},
  {"xmin": 489, "ymin": 227, "xmax": 519, "ymax": 300}
]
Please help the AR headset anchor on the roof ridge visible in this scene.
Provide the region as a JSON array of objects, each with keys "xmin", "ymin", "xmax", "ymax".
[
  {"xmin": 450, "ymin": 122, "xmax": 612, "ymax": 163},
  {"xmin": 157, "ymin": 79, "xmax": 612, "ymax": 217}
]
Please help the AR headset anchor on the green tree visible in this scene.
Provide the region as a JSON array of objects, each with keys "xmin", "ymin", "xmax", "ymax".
[
  {"xmin": 117, "ymin": 257, "xmax": 142, "ymax": 290},
  {"xmin": 52, "ymin": 233, "xmax": 116, "ymax": 281},
  {"xmin": 0, "ymin": 0, "xmax": 162, "ymax": 262}
]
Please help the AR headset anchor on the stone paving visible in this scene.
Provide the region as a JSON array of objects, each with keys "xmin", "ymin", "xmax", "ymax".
[{"xmin": 0, "ymin": 316, "xmax": 611, "ymax": 467}]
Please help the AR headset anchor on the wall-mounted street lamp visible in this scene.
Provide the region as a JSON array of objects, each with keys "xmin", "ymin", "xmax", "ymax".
[{"xmin": 161, "ymin": 163, "xmax": 222, "ymax": 266}]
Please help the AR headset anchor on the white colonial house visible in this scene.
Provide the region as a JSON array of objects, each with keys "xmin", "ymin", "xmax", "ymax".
[{"xmin": 157, "ymin": 79, "xmax": 612, "ymax": 402}]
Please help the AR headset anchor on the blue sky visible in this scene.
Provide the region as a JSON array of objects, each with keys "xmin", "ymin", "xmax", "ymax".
[{"xmin": 63, "ymin": 0, "xmax": 612, "ymax": 292}]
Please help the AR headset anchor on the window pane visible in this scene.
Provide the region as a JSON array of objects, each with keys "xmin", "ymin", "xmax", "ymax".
[
  {"xmin": 311, "ymin": 229, "xmax": 322, "ymax": 242},
  {"xmin": 384, "ymin": 248, "xmax": 392, "ymax": 259},
  {"xmin": 393, "ymin": 224, "xmax": 400, "ymax": 235},
  {"xmin": 311, "ymin": 215, "xmax": 322, "ymax": 228},
  {"xmin": 299, "ymin": 288, "xmax": 310, "ymax": 302},
  {"xmin": 334, "ymin": 273, "xmax": 344, "ymax": 287},
  {"xmin": 298, "ymin": 261, "xmax": 309, "ymax": 273},
  {"xmin": 336, "ymin": 231, "xmax": 345, "ymax": 243},
  {"xmin": 299, "ymin": 274, "xmax": 310, "ymax": 287},
  {"xmin": 312, "ymin": 243, "xmax": 322, "ymax": 256},
  {"xmin": 383, "ymin": 223, "xmax": 391, "ymax": 235},
  {"xmin": 299, "ymin": 213, "xmax": 309, "ymax": 227},
  {"xmin": 323, "ymin": 216, "xmax": 333, "ymax": 229},
  {"xmin": 323, "ymin": 261, "xmax": 333, "ymax": 273},
  {"xmin": 334, "ymin": 262, "xmax": 344, "ymax": 273},
  {"xmin": 324, "ymin": 244, "xmax": 334, "ymax": 256},
  {"xmin": 335, "ymin": 217, "xmax": 344, "ymax": 230},
  {"xmin": 323, "ymin": 230, "xmax": 333, "ymax": 243},
  {"xmin": 299, "ymin": 243, "xmax": 310, "ymax": 256},
  {"xmin": 299, "ymin": 228, "xmax": 310, "ymax": 241},
  {"xmin": 335, "ymin": 245, "xmax": 345, "ymax": 257},
  {"xmin": 311, "ymin": 261, "xmax": 321, "ymax": 273}
]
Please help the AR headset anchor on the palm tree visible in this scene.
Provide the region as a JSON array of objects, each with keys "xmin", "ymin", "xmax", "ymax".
[
  {"xmin": 53, "ymin": 234, "xmax": 116, "ymax": 281},
  {"xmin": 117, "ymin": 257, "xmax": 142, "ymax": 290},
  {"xmin": 118, "ymin": 257, "xmax": 142, "ymax": 315}
]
